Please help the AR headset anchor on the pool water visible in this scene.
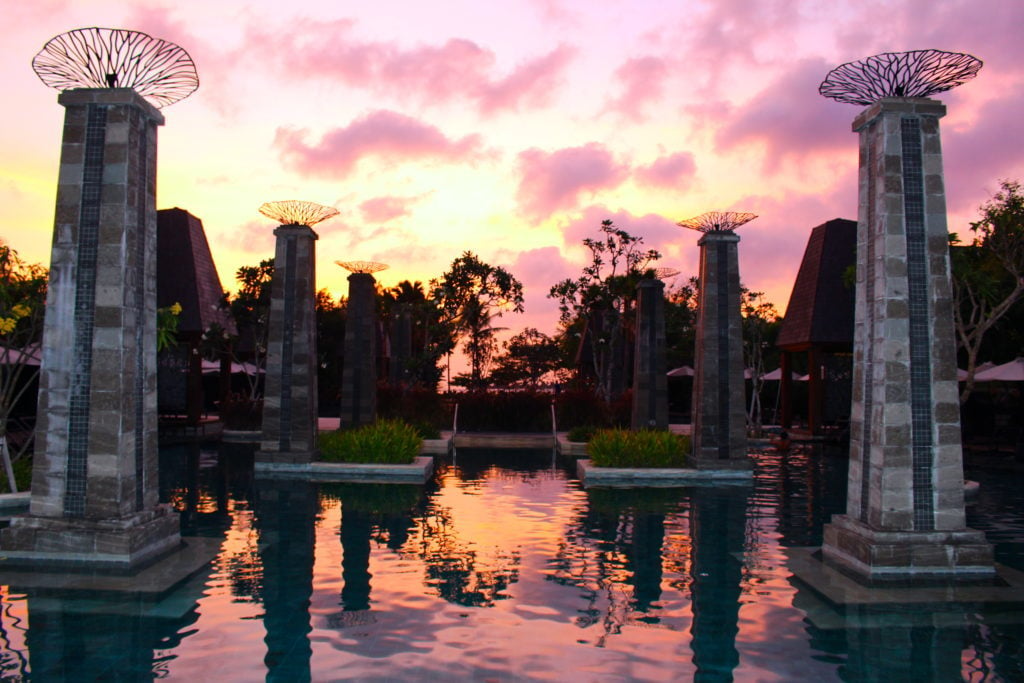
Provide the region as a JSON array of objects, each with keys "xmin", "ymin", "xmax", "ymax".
[{"xmin": 0, "ymin": 444, "xmax": 1022, "ymax": 681}]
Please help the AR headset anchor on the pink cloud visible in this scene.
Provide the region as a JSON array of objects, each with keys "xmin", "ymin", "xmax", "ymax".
[
  {"xmin": 359, "ymin": 195, "xmax": 422, "ymax": 223},
  {"xmin": 515, "ymin": 143, "xmax": 630, "ymax": 221},
  {"xmin": 635, "ymin": 152, "xmax": 697, "ymax": 189},
  {"xmin": 214, "ymin": 219, "xmax": 276, "ymax": 256},
  {"xmin": 252, "ymin": 21, "xmax": 574, "ymax": 115},
  {"xmin": 714, "ymin": 58, "xmax": 850, "ymax": 171},
  {"xmin": 606, "ymin": 56, "xmax": 670, "ymax": 121},
  {"xmin": 274, "ymin": 110, "xmax": 484, "ymax": 178},
  {"xmin": 478, "ymin": 45, "xmax": 576, "ymax": 114}
]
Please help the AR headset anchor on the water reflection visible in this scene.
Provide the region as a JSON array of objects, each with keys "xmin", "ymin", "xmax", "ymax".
[
  {"xmin": 252, "ymin": 478, "xmax": 316, "ymax": 682},
  {"xmin": 690, "ymin": 486, "xmax": 748, "ymax": 681}
]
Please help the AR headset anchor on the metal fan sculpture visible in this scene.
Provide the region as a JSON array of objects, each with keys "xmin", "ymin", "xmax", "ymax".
[
  {"xmin": 677, "ymin": 211, "xmax": 757, "ymax": 233},
  {"xmin": 819, "ymin": 50, "xmax": 982, "ymax": 106},
  {"xmin": 336, "ymin": 261, "xmax": 389, "ymax": 274},
  {"xmin": 653, "ymin": 267, "xmax": 680, "ymax": 280},
  {"xmin": 259, "ymin": 201, "xmax": 339, "ymax": 227},
  {"xmin": 32, "ymin": 27, "xmax": 199, "ymax": 108}
]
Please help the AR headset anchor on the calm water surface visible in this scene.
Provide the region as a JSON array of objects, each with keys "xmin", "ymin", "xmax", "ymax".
[{"xmin": 0, "ymin": 443, "xmax": 1022, "ymax": 681}]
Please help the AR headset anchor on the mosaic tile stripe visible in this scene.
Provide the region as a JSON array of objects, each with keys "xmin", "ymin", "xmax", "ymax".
[
  {"xmin": 133, "ymin": 109, "xmax": 148, "ymax": 510},
  {"xmin": 859, "ymin": 134, "xmax": 876, "ymax": 524},
  {"xmin": 716, "ymin": 240, "xmax": 730, "ymax": 459},
  {"xmin": 278, "ymin": 236, "xmax": 297, "ymax": 451},
  {"xmin": 64, "ymin": 104, "xmax": 107, "ymax": 518},
  {"xmin": 901, "ymin": 116, "xmax": 935, "ymax": 531}
]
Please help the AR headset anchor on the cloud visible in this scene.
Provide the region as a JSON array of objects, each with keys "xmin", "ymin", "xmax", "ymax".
[
  {"xmin": 359, "ymin": 195, "xmax": 424, "ymax": 223},
  {"xmin": 605, "ymin": 56, "xmax": 671, "ymax": 121},
  {"xmin": 635, "ymin": 152, "xmax": 697, "ymax": 189},
  {"xmin": 214, "ymin": 219, "xmax": 276, "ymax": 255},
  {"xmin": 478, "ymin": 45, "xmax": 576, "ymax": 115},
  {"xmin": 714, "ymin": 58, "xmax": 850, "ymax": 171},
  {"xmin": 274, "ymin": 110, "xmax": 484, "ymax": 178},
  {"xmin": 253, "ymin": 20, "xmax": 575, "ymax": 115},
  {"xmin": 515, "ymin": 143, "xmax": 630, "ymax": 221}
]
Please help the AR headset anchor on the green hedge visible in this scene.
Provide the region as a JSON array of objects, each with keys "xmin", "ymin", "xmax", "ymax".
[
  {"xmin": 320, "ymin": 419, "xmax": 422, "ymax": 464},
  {"xmin": 588, "ymin": 429, "xmax": 690, "ymax": 468}
]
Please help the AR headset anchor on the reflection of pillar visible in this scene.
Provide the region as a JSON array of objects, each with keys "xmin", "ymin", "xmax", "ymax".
[
  {"xmin": 254, "ymin": 479, "xmax": 317, "ymax": 681},
  {"xmin": 627, "ymin": 511, "xmax": 665, "ymax": 612},
  {"xmin": 843, "ymin": 615, "xmax": 963, "ymax": 680},
  {"xmin": 689, "ymin": 487, "xmax": 747, "ymax": 680},
  {"xmin": 691, "ymin": 231, "xmax": 748, "ymax": 468},
  {"xmin": 822, "ymin": 98, "xmax": 993, "ymax": 581},
  {"xmin": 340, "ymin": 504, "xmax": 373, "ymax": 611},
  {"xmin": 631, "ymin": 279, "xmax": 668, "ymax": 430},
  {"xmin": 258, "ymin": 225, "xmax": 319, "ymax": 464},
  {"xmin": 1, "ymin": 88, "xmax": 179, "ymax": 568},
  {"xmin": 20, "ymin": 591, "xmax": 199, "ymax": 680},
  {"xmin": 340, "ymin": 273, "xmax": 378, "ymax": 427}
]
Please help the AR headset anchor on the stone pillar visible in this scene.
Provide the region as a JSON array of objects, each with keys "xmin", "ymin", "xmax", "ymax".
[
  {"xmin": 258, "ymin": 225, "xmax": 319, "ymax": 464},
  {"xmin": 631, "ymin": 278, "xmax": 668, "ymax": 430},
  {"xmin": 822, "ymin": 98, "xmax": 993, "ymax": 581},
  {"xmin": 340, "ymin": 273, "xmax": 378, "ymax": 427},
  {"xmin": 691, "ymin": 231, "xmax": 748, "ymax": 469},
  {"xmin": 0, "ymin": 88, "xmax": 179, "ymax": 568}
]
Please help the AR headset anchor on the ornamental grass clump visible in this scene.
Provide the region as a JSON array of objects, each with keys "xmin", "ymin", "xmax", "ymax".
[
  {"xmin": 588, "ymin": 429, "xmax": 690, "ymax": 468},
  {"xmin": 320, "ymin": 419, "xmax": 422, "ymax": 464}
]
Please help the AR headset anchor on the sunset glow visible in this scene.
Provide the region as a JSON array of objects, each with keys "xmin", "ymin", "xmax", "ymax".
[{"xmin": 2, "ymin": 0, "xmax": 1022, "ymax": 344}]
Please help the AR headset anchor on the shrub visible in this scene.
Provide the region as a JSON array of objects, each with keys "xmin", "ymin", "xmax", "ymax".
[
  {"xmin": 588, "ymin": 429, "xmax": 690, "ymax": 468},
  {"xmin": 320, "ymin": 419, "xmax": 422, "ymax": 464},
  {"xmin": 454, "ymin": 390, "xmax": 551, "ymax": 432},
  {"xmin": 220, "ymin": 394, "xmax": 262, "ymax": 430},
  {"xmin": 378, "ymin": 384, "xmax": 448, "ymax": 431},
  {"xmin": 566, "ymin": 424, "xmax": 600, "ymax": 443},
  {"xmin": 554, "ymin": 388, "xmax": 608, "ymax": 430}
]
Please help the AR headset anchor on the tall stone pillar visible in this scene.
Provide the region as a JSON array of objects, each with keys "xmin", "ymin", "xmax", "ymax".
[
  {"xmin": 678, "ymin": 213, "xmax": 755, "ymax": 470},
  {"xmin": 338, "ymin": 262, "xmax": 387, "ymax": 427},
  {"xmin": 818, "ymin": 51, "xmax": 993, "ymax": 581},
  {"xmin": 0, "ymin": 88, "xmax": 180, "ymax": 567},
  {"xmin": 631, "ymin": 278, "xmax": 668, "ymax": 430},
  {"xmin": 258, "ymin": 223, "xmax": 320, "ymax": 464}
]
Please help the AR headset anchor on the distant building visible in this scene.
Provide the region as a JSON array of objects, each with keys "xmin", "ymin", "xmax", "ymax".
[
  {"xmin": 776, "ymin": 218, "xmax": 856, "ymax": 435},
  {"xmin": 157, "ymin": 207, "xmax": 235, "ymax": 424}
]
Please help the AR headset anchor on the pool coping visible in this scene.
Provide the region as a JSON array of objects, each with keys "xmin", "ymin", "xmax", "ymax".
[
  {"xmin": 254, "ymin": 455, "xmax": 434, "ymax": 483},
  {"xmin": 576, "ymin": 458, "xmax": 753, "ymax": 487}
]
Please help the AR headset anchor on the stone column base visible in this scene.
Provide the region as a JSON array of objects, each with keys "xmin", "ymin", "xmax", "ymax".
[
  {"xmin": 0, "ymin": 504, "xmax": 180, "ymax": 571},
  {"xmin": 692, "ymin": 453, "xmax": 752, "ymax": 471},
  {"xmin": 255, "ymin": 448, "xmax": 318, "ymax": 465},
  {"xmin": 822, "ymin": 514, "xmax": 994, "ymax": 583}
]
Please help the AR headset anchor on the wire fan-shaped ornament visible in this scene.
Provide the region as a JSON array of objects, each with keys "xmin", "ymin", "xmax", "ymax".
[
  {"xmin": 819, "ymin": 50, "xmax": 982, "ymax": 105},
  {"xmin": 336, "ymin": 261, "xmax": 389, "ymax": 274},
  {"xmin": 677, "ymin": 211, "xmax": 757, "ymax": 233},
  {"xmin": 32, "ymin": 27, "xmax": 199, "ymax": 108},
  {"xmin": 259, "ymin": 201, "xmax": 339, "ymax": 227},
  {"xmin": 653, "ymin": 267, "xmax": 680, "ymax": 280}
]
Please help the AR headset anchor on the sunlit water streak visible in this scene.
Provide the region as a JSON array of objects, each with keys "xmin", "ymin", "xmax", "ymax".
[{"xmin": 0, "ymin": 443, "xmax": 1020, "ymax": 680}]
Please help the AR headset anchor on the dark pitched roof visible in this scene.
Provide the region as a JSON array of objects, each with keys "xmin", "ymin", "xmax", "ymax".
[
  {"xmin": 157, "ymin": 208, "xmax": 236, "ymax": 335},
  {"xmin": 777, "ymin": 218, "xmax": 856, "ymax": 350}
]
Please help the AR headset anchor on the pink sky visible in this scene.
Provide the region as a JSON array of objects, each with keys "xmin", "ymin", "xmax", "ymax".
[{"xmin": 2, "ymin": 0, "xmax": 1023, "ymax": 373}]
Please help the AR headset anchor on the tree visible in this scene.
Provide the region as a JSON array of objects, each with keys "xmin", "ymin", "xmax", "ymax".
[
  {"xmin": 488, "ymin": 328, "xmax": 565, "ymax": 388},
  {"xmin": 431, "ymin": 253, "xmax": 524, "ymax": 390},
  {"xmin": 549, "ymin": 220, "xmax": 660, "ymax": 400},
  {"xmin": 379, "ymin": 280, "xmax": 455, "ymax": 390},
  {"xmin": 0, "ymin": 243, "xmax": 47, "ymax": 489},
  {"xmin": 952, "ymin": 180, "xmax": 1024, "ymax": 404},
  {"xmin": 315, "ymin": 288, "xmax": 347, "ymax": 414},
  {"xmin": 740, "ymin": 289, "xmax": 781, "ymax": 436},
  {"xmin": 227, "ymin": 259, "xmax": 275, "ymax": 400}
]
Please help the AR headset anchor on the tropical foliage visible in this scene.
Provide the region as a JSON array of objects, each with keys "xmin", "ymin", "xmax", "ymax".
[
  {"xmin": 319, "ymin": 419, "xmax": 422, "ymax": 464},
  {"xmin": 587, "ymin": 428, "xmax": 690, "ymax": 468}
]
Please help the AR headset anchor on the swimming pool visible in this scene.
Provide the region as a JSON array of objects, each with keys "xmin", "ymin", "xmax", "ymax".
[{"xmin": 0, "ymin": 443, "xmax": 1021, "ymax": 680}]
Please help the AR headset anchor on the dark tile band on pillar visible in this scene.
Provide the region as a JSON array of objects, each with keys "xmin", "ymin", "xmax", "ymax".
[
  {"xmin": 818, "ymin": 59, "xmax": 995, "ymax": 580},
  {"xmin": 631, "ymin": 278, "xmax": 668, "ymax": 431},
  {"xmin": 257, "ymin": 225, "xmax": 320, "ymax": 464},
  {"xmin": 0, "ymin": 89, "xmax": 180, "ymax": 569}
]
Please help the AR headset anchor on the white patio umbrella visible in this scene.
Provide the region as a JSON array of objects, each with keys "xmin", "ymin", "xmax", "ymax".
[
  {"xmin": 667, "ymin": 366, "xmax": 694, "ymax": 377},
  {"xmin": 974, "ymin": 357, "xmax": 1024, "ymax": 382},
  {"xmin": 957, "ymin": 361, "xmax": 994, "ymax": 381}
]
